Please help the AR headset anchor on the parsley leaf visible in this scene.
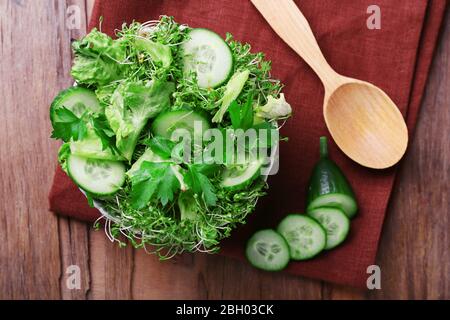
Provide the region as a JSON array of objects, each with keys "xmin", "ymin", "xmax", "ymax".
[
  {"xmin": 227, "ymin": 92, "xmax": 254, "ymax": 130},
  {"xmin": 240, "ymin": 93, "xmax": 254, "ymax": 130},
  {"xmin": 228, "ymin": 101, "xmax": 241, "ymax": 129},
  {"xmin": 185, "ymin": 164, "xmax": 218, "ymax": 206},
  {"xmin": 90, "ymin": 114, "xmax": 119, "ymax": 154},
  {"xmin": 51, "ymin": 107, "xmax": 87, "ymax": 142},
  {"xmin": 145, "ymin": 136, "xmax": 175, "ymax": 159},
  {"xmin": 158, "ymin": 165, "xmax": 181, "ymax": 205},
  {"xmin": 130, "ymin": 161, "xmax": 180, "ymax": 209}
]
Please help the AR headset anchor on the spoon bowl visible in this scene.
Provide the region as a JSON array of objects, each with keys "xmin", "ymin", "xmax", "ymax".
[
  {"xmin": 251, "ymin": 0, "xmax": 408, "ymax": 169},
  {"xmin": 324, "ymin": 81, "xmax": 408, "ymax": 169}
]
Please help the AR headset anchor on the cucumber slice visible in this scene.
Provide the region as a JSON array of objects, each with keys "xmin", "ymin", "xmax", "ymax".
[
  {"xmin": 306, "ymin": 137, "xmax": 358, "ymax": 218},
  {"xmin": 307, "ymin": 194, "xmax": 357, "ymax": 219},
  {"xmin": 151, "ymin": 109, "xmax": 210, "ymax": 141},
  {"xmin": 182, "ymin": 28, "xmax": 233, "ymax": 88},
  {"xmin": 246, "ymin": 229, "xmax": 290, "ymax": 271},
  {"xmin": 50, "ymin": 87, "xmax": 102, "ymax": 121},
  {"xmin": 308, "ymin": 207, "xmax": 350, "ymax": 250},
  {"xmin": 220, "ymin": 157, "xmax": 263, "ymax": 190},
  {"xmin": 67, "ymin": 154, "xmax": 125, "ymax": 196},
  {"xmin": 277, "ymin": 214, "xmax": 326, "ymax": 260}
]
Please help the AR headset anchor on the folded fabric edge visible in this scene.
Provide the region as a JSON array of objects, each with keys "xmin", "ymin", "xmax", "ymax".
[
  {"xmin": 405, "ymin": 0, "xmax": 448, "ymax": 133},
  {"xmin": 48, "ymin": 165, "xmax": 102, "ymax": 223}
]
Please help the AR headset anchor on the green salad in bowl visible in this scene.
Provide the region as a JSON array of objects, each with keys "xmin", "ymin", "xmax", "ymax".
[{"xmin": 50, "ymin": 16, "xmax": 292, "ymax": 259}]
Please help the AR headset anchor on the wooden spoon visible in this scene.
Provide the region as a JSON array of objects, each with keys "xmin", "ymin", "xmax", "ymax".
[{"xmin": 251, "ymin": 0, "xmax": 408, "ymax": 169}]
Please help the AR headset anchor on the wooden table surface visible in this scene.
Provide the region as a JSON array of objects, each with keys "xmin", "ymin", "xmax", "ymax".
[{"xmin": 0, "ymin": 0, "xmax": 448, "ymax": 300}]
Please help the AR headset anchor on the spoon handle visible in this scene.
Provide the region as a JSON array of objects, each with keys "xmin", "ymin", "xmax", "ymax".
[{"xmin": 251, "ymin": 0, "xmax": 341, "ymax": 91}]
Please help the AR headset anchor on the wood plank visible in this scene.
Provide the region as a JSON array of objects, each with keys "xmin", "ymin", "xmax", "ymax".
[
  {"xmin": 368, "ymin": 11, "xmax": 450, "ymax": 299},
  {"xmin": 58, "ymin": 217, "xmax": 91, "ymax": 299},
  {"xmin": 88, "ymin": 227, "xmax": 134, "ymax": 299},
  {"xmin": 56, "ymin": 0, "xmax": 92, "ymax": 300},
  {"xmin": 130, "ymin": 253, "xmax": 205, "ymax": 299},
  {"xmin": 221, "ymin": 258, "xmax": 323, "ymax": 300},
  {"xmin": 130, "ymin": 251, "xmax": 324, "ymax": 299},
  {"xmin": 0, "ymin": 0, "xmax": 73, "ymax": 299},
  {"xmin": 318, "ymin": 8, "xmax": 450, "ymax": 301},
  {"xmin": 320, "ymin": 7, "xmax": 450, "ymax": 301}
]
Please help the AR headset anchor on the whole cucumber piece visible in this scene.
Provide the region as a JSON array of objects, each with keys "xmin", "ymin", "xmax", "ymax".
[{"xmin": 306, "ymin": 137, "xmax": 358, "ymax": 218}]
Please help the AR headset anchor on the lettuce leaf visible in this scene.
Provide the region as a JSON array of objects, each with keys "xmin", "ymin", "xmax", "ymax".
[
  {"xmin": 255, "ymin": 93, "xmax": 292, "ymax": 121},
  {"xmin": 71, "ymin": 28, "xmax": 126, "ymax": 86},
  {"xmin": 57, "ymin": 143, "xmax": 71, "ymax": 174},
  {"xmin": 105, "ymin": 79, "xmax": 175, "ymax": 161},
  {"xmin": 135, "ymin": 37, "xmax": 172, "ymax": 68},
  {"xmin": 69, "ymin": 128, "xmax": 125, "ymax": 161}
]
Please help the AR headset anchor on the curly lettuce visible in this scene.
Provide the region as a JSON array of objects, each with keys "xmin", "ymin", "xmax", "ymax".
[
  {"xmin": 135, "ymin": 37, "xmax": 172, "ymax": 68},
  {"xmin": 71, "ymin": 28, "xmax": 126, "ymax": 86},
  {"xmin": 255, "ymin": 93, "xmax": 292, "ymax": 121},
  {"xmin": 105, "ymin": 79, "xmax": 174, "ymax": 161}
]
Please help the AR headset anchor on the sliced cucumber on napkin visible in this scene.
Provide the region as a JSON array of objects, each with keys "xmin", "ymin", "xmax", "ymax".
[
  {"xmin": 308, "ymin": 207, "xmax": 350, "ymax": 250},
  {"xmin": 246, "ymin": 229, "xmax": 290, "ymax": 271},
  {"xmin": 277, "ymin": 214, "xmax": 327, "ymax": 260}
]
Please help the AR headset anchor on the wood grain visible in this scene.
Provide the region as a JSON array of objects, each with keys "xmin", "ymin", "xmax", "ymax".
[
  {"xmin": 0, "ymin": 0, "xmax": 63, "ymax": 299},
  {"xmin": 0, "ymin": 0, "xmax": 448, "ymax": 299},
  {"xmin": 88, "ymin": 230, "xmax": 134, "ymax": 299},
  {"xmin": 56, "ymin": 0, "xmax": 93, "ymax": 300},
  {"xmin": 370, "ymin": 11, "xmax": 450, "ymax": 299}
]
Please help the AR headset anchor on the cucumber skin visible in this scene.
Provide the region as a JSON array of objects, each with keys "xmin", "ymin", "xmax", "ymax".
[
  {"xmin": 184, "ymin": 28, "xmax": 235, "ymax": 89},
  {"xmin": 306, "ymin": 157, "xmax": 357, "ymax": 218},
  {"xmin": 220, "ymin": 174, "xmax": 261, "ymax": 192},
  {"xmin": 245, "ymin": 229, "xmax": 290, "ymax": 272},
  {"xmin": 67, "ymin": 155, "xmax": 125, "ymax": 197},
  {"xmin": 277, "ymin": 214, "xmax": 327, "ymax": 261}
]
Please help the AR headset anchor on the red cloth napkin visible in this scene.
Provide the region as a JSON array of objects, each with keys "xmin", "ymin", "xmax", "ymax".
[{"xmin": 49, "ymin": 0, "xmax": 447, "ymax": 287}]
